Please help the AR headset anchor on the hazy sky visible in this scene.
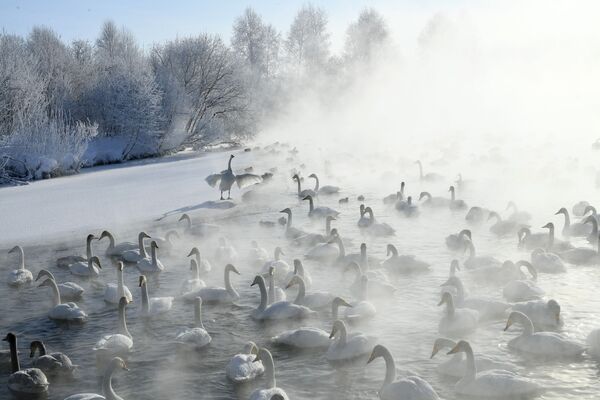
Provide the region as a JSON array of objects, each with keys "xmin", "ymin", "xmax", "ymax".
[{"xmin": 0, "ymin": 0, "xmax": 449, "ymax": 51}]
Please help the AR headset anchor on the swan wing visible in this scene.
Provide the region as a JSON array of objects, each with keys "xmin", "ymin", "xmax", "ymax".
[
  {"xmin": 235, "ymin": 173, "xmax": 262, "ymax": 188},
  {"xmin": 205, "ymin": 173, "xmax": 223, "ymax": 187}
]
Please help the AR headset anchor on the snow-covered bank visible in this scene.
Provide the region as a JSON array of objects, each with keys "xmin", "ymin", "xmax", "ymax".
[{"xmin": 0, "ymin": 148, "xmax": 254, "ymax": 246}]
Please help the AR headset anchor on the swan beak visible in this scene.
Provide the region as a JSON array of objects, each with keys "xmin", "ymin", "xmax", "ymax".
[
  {"xmin": 123, "ymin": 364, "xmax": 130, "ymax": 371},
  {"xmin": 503, "ymin": 320, "xmax": 513, "ymax": 331},
  {"xmin": 437, "ymin": 298, "xmax": 445, "ymax": 306},
  {"xmin": 440, "ymin": 279, "xmax": 451, "ymax": 287},
  {"xmin": 447, "ymin": 345, "xmax": 459, "ymax": 355},
  {"xmin": 430, "ymin": 348, "xmax": 439, "ymax": 359},
  {"xmin": 367, "ymin": 351, "xmax": 377, "ymax": 364}
]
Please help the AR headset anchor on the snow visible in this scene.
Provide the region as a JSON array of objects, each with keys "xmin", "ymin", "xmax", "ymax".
[{"xmin": 0, "ymin": 150, "xmax": 252, "ymax": 246}]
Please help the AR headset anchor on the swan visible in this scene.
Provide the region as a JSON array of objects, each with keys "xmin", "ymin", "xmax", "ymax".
[
  {"xmin": 505, "ymin": 201, "xmax": 532, "ymax": 223},
  {"xmin": 266, "ymin": 266, "xmax": 286, "ymax": 303},
  {"xmin": 504, "ymin": 311, "xmax": 585, "ymax": 358},
  {"xmin": 326, "ymin": 320, "xmax": 376, "ymax": 362},
  {"xmin": 57, "ymin": 234, "xmax": 96, "ymax": 268},
  {"xmin": 502, "ymin": 261, "xmax": 544, "ymax": 302},
  {"xmin": 284, "ymin": 259, "xmax": 313, "ymax": 288},
  {"xmin": 330, "ymin": 236, "xmax": 373, "ymax": 267},
  {"xmin": 383, "ymin": 182, "xmax": 404, "ymax": 205},
  {"xmin": 416, "ymin": 160, "xmax": 443, "ymax": 182},
  {"xmin": 401, "ymin": 196, "xmax": 419, "ymax": 217},
  {"xmin": 175, "ymin": 297, "xmax": 211, "ymax": 349},
  {"xmin": 584, "ymin": 215, "xmax": 599, "ymax": 244},
  {"xmin": 382, "ymin": 244, "xmax": 430, "ymax": 274},
  {"xmin": 584, "ymin": 205, "xmax": 600, "ymax": 223},
  {"xmin": 368, "ymin": 344, "xmax": 440, "ymax": 400},
  {"xmin": 251, "ymin": 275, "xmax": 315, "ymax": 321},
  {"xmin": 559, "ymin": 233, "xmax": 600, "ymax": 265},
  {"xmin": 463, "ymin": 240, "xmax": 501, "ymax": 270},
  {"xmin": 358, "ymin": 204, "xmax": 371, "ymax": 227},
  {"xmin": 556, "ymin": 207, "xmax": 591, "ymax": 237},
  {"xmin": 345, "ymin": 262, "xmax": 396, "ymax": 298},
  {"xmin": 249, "ymin": 241, "xmax": 270, "ymax": 267},
  {"xmin": 487, "ymin": 211, "xmax": 525, "ymax": 237},
  {"xmin": 345, "ymin": 275, "xmax": 377, "ymax": 322},
  {"xmin": 519, "ymin": 223, "xmax": 573, "ymax": 252},
  {"xmin": 438, "ymin": 292, "xmax": 478, "ymax": 336},
  {"xmin": 120, "ymin": 232, "xmax": 151, "ymax": 263},
  {"xmin": 442, "ymin": 276, "xmax": 509, "ymax": 320},
  {"xmin": 446, "ymin": 340, "xmax": 539, "ymax": 397},
  {"xmin": 149, "ymin": 230, "xmax": 179, "ymax": 254},
  {"xmin": 440, "ymin": 260, "xmax": 461, "ymax": 297},
  {"xmin": 573, "ymin": 201, "xmax": 590, "ymax": 216},
  {"xmin": 306, "ymin": 229, "xmax": 340, "ymax": 261},
  {"xmin": 98, "ymin": 230, "xmax": 138, "ymax": 258},
  {"xmin": 183, "ymin": 264, "xmax": 240, "ymax": 304},
  {"xmin": 69, "ymin": 255, "xmax": 102, "ymax": 279},
  {"xmin": 7, "ymin": 245, "xmax": 33, "ymax": 286},
  {"xmin": 30, "ymin": 340, "xmax": 76, "ymax": 376},
  {"xmin": 309, "ymin": 173, "xmax": 340, "ymax": 195},
  {"xmin": 136, "ymin": 241, "xmax": 164, "ymax": 274},
  {"xmin": 286, "ymin": 275, "xmax": 334, "ymax": 310},
  {"xmin": 362, "ymin": 207, "xmax": 395, "ymax": 236},
  {"xmin": 512, "ymin": 299, "xmax": 563, "ymax": 330},
  {"xmin": 303, "ymin": 195, "xmax": 339, "ymax": 219},
  {"xmin": 205, "ymin": 154, "xmax": 262, "ymax": 199},
  {"xmin": 530, "ymin": 248, "xmax": 565, "ymax": 273},
  {"xmin": 3, "ymin": 333, "xmax": 49, "ymax": 395},
  {"xmin": 63, "ymin": 357, "xmax": 128, "ymax": 400},
  {"xmin": 104, "ymin": 262, "xmax": 133, "ymax": 304},
  {"xmin": 178, "ymin": 213, "xmax": 220, "ymax": 237},
  {"xmin": 448, "ymin": 186, "xmax": 467, "ymax": 210},
  {"xmin": 445, "ymin": 229, "xmax": 471, "ymax": 251},
  {"xmin": 248, "ymin": 348, "xmax": 289, "ymax": 400},
  {"xmin": 280, "ymin": 208, "xmax": 307, "ymax": 239},
  {"xmin": 215, "ymin": 237, "xmax": 238, "ymax": 264},
  {"xmin": 418, "ymin": 191, "xmax": 450, "ymax": 208},
  {"xmin": 393, "ymin": 183, "xmax": 408, "ymax": 211},
  {"xmin": 36, "ymin": 269, "xmax": 84, "ymax": 300},
  {"xmin": 94, "ymin": 297, "xmax": 133, "ymax": 358},
  {"xmin": 465, "ymin": 206, "xmax": 490, "ymax": 224},
  {"xmin": 292, "ymin": 173, "xmax": 316, "ymax": 198},
  {"xmin": 139, "ymin": 275, "xmax": 173, "ymax": 317},
  {"xmin": 271, "ymin": 297, "xmax": 353, "ymax": 349},
  {"xmin": 587, "ymin": 329, "xmax": 600, "ymax": 357},
  {"xmin": 187, "ymin": 246, "xmax": 212, "ymax": 273},
  {"xmin": 430, "ymin": 338, "xmax": 513, "ymax": 378},
  {"xmin": 39, "ymin": 278, "xmax": 87, "ymax": 322},
  {"xmin": 225, "ymin": 341, "xmax": 264, "ymax": 383},
  {"xmin": 261, "ymin": 247, "xmax": 291, "ymax": 285},
  {"xmin": 180, "ymin": 259, "xmax": 206, "ymax": 295}
]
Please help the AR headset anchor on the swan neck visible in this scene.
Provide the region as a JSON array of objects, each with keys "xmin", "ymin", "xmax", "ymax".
[
  {"xmin": 463, "ymin": 345, "xmax": 476, "ymax": 381},
  {"xmin": 103, "ymin": 362, "xmax": 123, "ymax": 400},
  {"xmin": 118, "ymin": 302, "xmax": 131, "ymax": 338},
  {"xmin": 467, "ymin": 242, "xmax": 475, "ymax": 258},
  {"xmin": 286, "ymin": 212, "xmax": 293, "ymax": 229},
  {"xmin": 86, "ymin": 235, "xmax": 94, "ymax": 259},
  {"xmin": 563, "ymin": 212, "xmax": 571, "ymax": 228},
  {"xmin": 307, "ymin": 197, "xmax": 314, "ymax": 212},
  {"xmin": 293, "ymin": 279, "xmax": 305, "ymax": 305},
  {"xmin": 141, "ymin": 282, "xmax": 150, "ymax": 314},
  {"xmin": 256, "ymin": 278, "xmax": 267, "ymax": 311},
  {"xmin": 194, "ymin": 301, "xmax": 204, "ymax": 328},
  {"xmin": 48, "ymin": 278, "xmax": 61, "ymax": 306},
  {"xmin": 268, "ymin": 273, "xmax": 275, "ymax": 304},
  {"xmin": 295, "ymin": 178, "xmax": 301, "ymax": 195},
  {"xmin": 264, "ymin": 353, "xmax": 276, "ymax": 389},
  {"xmin": 336, "ymin": 238, "xmax": 345, "ymax": 258},
  {"xmin": 227, "ymin": 156, "xmax": 233, "ymax": 172},
  {"xmin": 336, "ymin": 324, "xmax": 347, "ymax": 346},
  {"xmin": 9, "ymin": 338, "xmax": 19, "ymax": 373},
  {"xmin": 225, "ymin": 268, "xmax": 238, "ymax": 298},
  {"xmin": 150, "ymin": 245, "xmax": 157, "ymax": 265},
  {"xmin": 18, "ymin": 247, "xmax": 24, "ymax": 270},
  {"xmin": 106, "ymin": 232, "xmax": 115, "ymax": 250},
  {"xmin": 517, "ymin": 313, "xmax": 534, "ymax": 336},
  {"xmin": 381, "ymin": 348, "xmax": 396, "ymax": 388},
  {"xmin": 418, "ymin": 162, "xmax": 423, "ymax": 178},
  {"xmin": 117, "ymin": 267, "xmax": 125, "ymax": 298},
  {"xmin": 139, "ymin": 235, "xmax": 147, "ymax": 258},
  {"xmin": 445, "ymin": 296, "xmax": 455, "ymax": 316},
  {"xmin": 326, "ymin": 218, "xmax": 332, "ymax": 235},
  {"xmin": 313, "ymin": 175, "xmax": 320, "ymax": 191}
]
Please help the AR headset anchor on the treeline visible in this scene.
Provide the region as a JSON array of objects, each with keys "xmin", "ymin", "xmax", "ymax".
[{"xmin": 0, "ymin": 5, "xmax": 391, "ymax": 182}]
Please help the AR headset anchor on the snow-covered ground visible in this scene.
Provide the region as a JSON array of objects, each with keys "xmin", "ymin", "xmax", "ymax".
[{"xmin": 0, "ymin": 149, "xmax": 252, "ymax": 246}]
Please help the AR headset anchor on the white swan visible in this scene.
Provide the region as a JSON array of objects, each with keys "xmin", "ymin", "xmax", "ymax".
[
  {"xmin": 504, "ymin": 311, "xmax": 585, "ymax": 358},
  {"xmin": 104, "ymin": 262, "xmax": 133, "ymax": 304},
  {"xmin": 587, "ymin": 329, "xmax": 600, "ymax": 357},
  {"xmin": 368, "ymin": 344, "xmax": 440, "ymax": 400},
  {"xmin": 248, "ymin": 241, "xmax": 270, "ymax": 267},
  {"xmin": 175, "ymin": 297, "xmax": 211, "ymax": 349},
  {"xmin": 215, "ymin": 237, "xmax": 238, "ymax": 264},
  {"xmin": 265, "ymin": 266, "xmax": 286, "ymax": 304},
  {"xmin": 502, "ymin": 261, "xmax": 545, "ymax": 302},
  {"xmin": 512, "ymin": 299, "xmax": 563, "ymax": 330},
  {"xmin": 556, "ymin": 207, "xmax": 591, "ymax": 237},
  {"xmin": 309, "ymin": 173, "xmax": 339, "ymax": 195},
  {"xmin": 505, "ymin": 201, "xmax": 532, "ymax": 224},
  {"xmin": 180, "ymin": 259, "xmax": 206, "ymax": 295},
  {"xmin": 292, "ymin": 173, "xmax": 316, "ymax": 198},
  {"xmin": 94, "ymin": 297, "xmax": 133, "ymax": 359},
  {"xmin": 463, "ymin": 240, "xmax": 501, "ymax": 270},
  {"xmin": 139, "ymin": 275, "xmax": 173, "ymax": 318},
  {"xmin": 225, "ymin": 341, "xmax": 264, "ymax": 383},
  {"xmin": 251, "ymin": 275, "xmax": 314, "ymax": 321},
  {"xmin": 3, "ymin": 333, "xmax": 49, "ymax": 395},
  {"xmin": 305, "ymin": 224, "xmax": 340, "ymax": 262},
  {"xmin": 39, "ymin": 278, "xmax": 87, "ymax": 323},
  {"xmin": 326, "ymin": 320, "xmax": 376, "ymax": 362},
  {"xmin": 442, "ymin": 276, "xmax": 509, "ymax": 320},
  {"xmin": 205, "ymin": 154, "xmax": 262, "ymax": 199},
  {"xmin": 7, "ymin": 245, "xmax": 33, "ymax": 286},
  {"xmin": 362, "ymin": 207, "xmax": 395, "ymax": 236},
  {"xmin": 150, "ymin": 230, "xmax": 179, "ymax": 254},
  {"xmin": 30, "ymin": 340, "xmax": 76, "ymax": 377},
  {"xmin": 303, "ymin": 195, "xmax": 339, "ymax": 219},
  {"xmin": 430, "ymin": 338, "xmax": 514, "ymax": 378},
  {"xmin": 345, "ymin": 275, "xmax": 377, "ymax": 322},
  {"xmin": 487, "ymin": 211, "xmax": 524, "ymax": 237},
  {"xmin": 448, "ymin": 186, "xmax": 467, "ymax": 210},
  {"xmin": 63, "ymin": 357, "xmax": 128, "ymax": 400},
  {"xmin": 530, "ymin": 248, "xmax": 565, "ymax": 273},
  {"xmin": 519, "ymin": 223, "xmax": 573, "ymax": 252},
  {"xmin": 445, "ymin": 229, "xmax": 471, "ymax": 251},
  {"xmin": 248, "ymin": 348, "xmax": 289, "ymax": 400},
  {"xmin": 382, "ymin": 244, "xmax": 430, "ymax": 274},
  {"xmin": 280, "ymin": 208, "xmax": 307, "ymax": 239},
  {"xmin": 286, "ymin": 275, "xmax": 334, "ymax": 310},
  {"xmin": 465, "ymin": 206, "xmax": 490, "ymax": 224},
  {"xmin": 187, "ymin": 247, "xmax": 212, "ymax": 273},
  {"xmin": 358, "ymin": 204, "xmax": 371, "ymax": 227},
  {"xmin": 120, "ymin": 231, "xmax": 151, "ymax": 263},
  {"xmin": 559, "ymin": 232, "xmax": 600, "ymax": 265},
  {"xmin": 446, "ymin": 340, "xmax": 539, "ymax": 397},
  {"xmin": 261, "ymin": 247, "xmax": 291, "ymax": 285},
  {"xmin": 98, "ymin": 230, "xmax": 137, "ymax": 258},
  {"xmin": 416, "ymin": 160, "xmax": 443, "ymax": 182},
  {"xmin": 56, "ymin": 234, "xmax": 96, "ymax": 268},
  {"xmin": 69, "ymin": 256, "xmax": 102, "ymax": 279},
  {"xmin": 418, "ymin": 191, "xmax": 450, "ymax": 208},
  {"xmin": 36, "ymin": 269, "xmax": 84, "ymax": 300},
  {"xmin": 178, "ymin": 213, "xmax": 220, "ymax": 237},
  {"xmin": 137, "ymin": 241, "xmax": 164, "ymax": 274},
  {"xmin": 183, "ymin": 264, "xmax": 240, "ymax": 304},
  {"xmin": 345, "ymin": 262, "xmax": 396, "ymax": 298},
  {"xmin": 284, "ymin": 259, "xmax": 313, "ymax": 289},
  {"xmin": 438, "ymin": 292, "xmax": 478, "ymax": 336}
]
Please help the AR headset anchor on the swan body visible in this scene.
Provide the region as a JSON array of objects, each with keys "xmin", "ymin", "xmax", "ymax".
[
  {"xmin": 506, "ymin": 201, "xmax": 532, "ymax": 224},
  {"xmin": 442, "ymin": 276, "xmax": 509, "ymax": 320},
  {"xmin": 139, "ymin": 275, "xmax": 173, "ymax": 318},
  {"xmin": 69, "ymin": 256, "xmax": 102, "ymax": 278},
  {"xmin": 284, "ymin": 259, "xmax": 313, "ymax": 288},
  {"xmin": 419, "ymin": 192, "xmax": 450, "ymax": 207},
  {"xmin": 309, "ymin": 173, "xmax": 340, "ymax": 195},
  {"xmin": 287, "ymin": 275, "xmax": 334, "ymax": 310},
  {"xmin": 512, "ymin": 299, "xmax": 563, "ymax": 330},
  {"xmin": 64, "ymin": 357, "xmax": 128, "ymax": 400},
  {"xmin": 559, "ymin": 235, "xmax": 600, "ymax": 265},
  {"xmin": 303, "ymin": 195, "xmax": 339, "ymax": 218},
  {"xmin": 149, "ymin": 230, "xmax": 179, "ymax": 253},
  {"xmin": 183, "ymin": 264, "xmax": 240, "ymax": 303},
  {"xmin": 94, "ymin": 297, "xmax": 133, "ymax": 358},
  {"xmin": 361, "ymin": 207, "xmax": 395, "ymax": 236},
  {"xmin": 137, "ymin": 241, "xmax": 164, "ymax": 273},
  {"xmin": 573, "ymin": 201, "xmax": 590, "ymax": 216},
  {"xmin": 346, "ymin": 262, "xmax": 395, "ymax": 298},
  {"xmin": 39, "ymin": 278, "xmax": 87, "ymax": 322},
  {"xmin": 531, "ymin": 248, "xmax": 565, "ymax": 273},
  {"xmin": 187, "ymin": 247, "xmax": 212, "ymax": 273},
  {"xmin": 465, "ymin": 206, "xmax": 490, "ymax": 224},
  {"xmin": 326, "ymin": 320, "xmax": 376, "ymax": 362},
  {"xmin": 226, "ymin": 342, "xmax": 264, "ymax": 383},
  {"xmin": 120, "ymin": 231, "xmax": 151, "ymax": 263},
  {"xmin": 280, "ymin": 208, "xmax": 308, "ymax": 239},
  {"xmin": 180, "ymin": 259, "xmax": 206, "ymax": 295},
  {"xmin": 248, "ymin": 348, "xmax": 289, "ymax": 400},
  {"xmin": 556, "ymin": 207, "xmax": 591, "ymax": 237},
  {"xmin": 438, "ymin": 292, "xmax": 478, "ymax": 336},
  {"xmin": 463, "ymin": 240, "xmax": 501, "ymax": 270},
  {"xmin": 4, "ymin": 333, "xmax": 49, "ymax": 395},
  {"xmin": 292, "ymin": 173, "xmax": 316, "ymax": 198},
  {"xmin": 36, "ymin": 269, "xmax": 84, "ymax": 300},
  {"xmin": 445, "ymin": 229, "xmax": 472, "ymax": 251},
  {"xmin": 99, "ymin": 230, "xmax": 138, "ymax": 257},
  {"xmin": 416, "ymin": 160, "xmax": 444, "ymax": 182},
  {"xmin": 30, "ymin": 341, "xmax": 76, "ymax": 376},
  {"xmin": 178, "ymin": 213, "xmax": 220, "ymax": 237},
  {"xmin": 251, "ymin": 276, "xmax": 315, "ymax": 320},
  {"xmin": 175, "ymin": 297, "xmax": 211, "ymax": 349},
  {"xmin": 382, "ymin": 244, "xmax": 430, "ymax": 274},
  {"xmin": 7, "ymin": 246, "xmax": 33, "ymax": 286},
  {"xmin": 104, "ymin": 262, "xmax": 133, "ymax": 304}
]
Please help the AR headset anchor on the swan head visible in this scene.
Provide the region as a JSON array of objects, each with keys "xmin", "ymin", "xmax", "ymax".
[
  {"xmin": 555, "ymin": 207, "xmax": 568, "ymax": 216},
  {"xmin": 542, "ymin": 222, "xmax": 554, "ymax": 230},
  {"xmin": 437, "ymin": 292, "xmax": 453, "ymax": 306},
  {"xmin": 178, "ymin": 214, "xmax": 191, "ymax": 223},
  {"xmin": 458, "ymin": 229, "xmax": 472, "ymax": 240},
  {"xmin": 515, "ymin": 260, "xmax": 537, "ymax": 281},
  {"xmin": 308, "ymin": 173, "xmax": 317, "ymax": 179},
  {"xmin": 547, "ymin": 299, "xmax": 561, "ymax": 323},
  {"xmin": 448, "ymin": 186, "xmax": 455, "ymax": 193},
  {"xmin": 119, "ymin": 296, "xmax": 131, "ymax": 308},
  {"xmin": 243, "ymin": 341, "xmax": 259, "ymax": 355},
  {"xmin": 279, "ymin": 208, "xmax": 292, "ymax": 215},
  {"xmin": 225, "ymin": 264, "xmax": 241, "ymax": 275},
  {"xmin": 360, "ymin": 243, "xmax": 367, "ymax": 252},
  {"xmin": 285, "ymin": 275, "xmax": 303, "ymax": 289},
  {"xmin": 401, "ymin": 181, "xmax": 405, "ymax": 189},
  {"xmin": 332, "ymin": 297, "xmax": 352, "ymax": 309},
  {"xmin": 326, "ymin": 216, "xmax": 336, "ymax": 222},
  {"xmin": 150, "ymin": 241, "xmax": 159, "ymax": 249},
  {"xmin": 138, "ymin": 275, "xmax": 147, "ymax": 287},
  {"xmin": 139, "ymin": 231, "xmax": 151, "ymax": 240},
  {"xmin": 117, "ymin": 261, "xmax": 124, "ymax": 272},
  {"xmin": 250, "ymin": 275, "xmax": 265, "ymax": 287},
  {"xmin": 431, "ymin": 338, "xmax": 457, "ymax": 358},
  {"xmin": 98, "ymin": 230, "xmax": 112, "ymax": 241},
  {"xmin": 360, "ymin": 204, "xmax": 365, "ymax": 213},
  {"xmin": 367, "ymin": 344, "xmax": 388, "ymax": 364},
  {"xmin": 89, "ymin": 256, "xmax": 102, "ymax": 269},
  {"xmin": 504, "ymin": 311, "xmax": 528, "ymax": 331},
  {"xmin": 29, "ymin": 341, "xmax": 44, "ymax": 358},
  {"xmin": 37, "ymin": 278, "xmax": 55, "ymax": 289},
  {"xmin": 418, "ymin": 192, "xmax": 427, "ymax": 201},
  {"xmin": 329, "ymin": 320, "xmax": 346, "ymax": 339},
  {"xmin": 187, "ymin": 247, "xmax": 200, "ymax": 257},
  {"xmin": 229, "ymin": 154, "xmax": 235, "ymax": 159},
  {"xmin": 35, "ymin": 269, "xmax": 54, "ymax": 282},
  {"xmin": 3, "ymin": 332, "xmax": 16, "ymax": 345},
  {"xmin": 447, "ymin": 340, "xmax": 470, "ymax": 355},
  {"xmin": 302, "ymin": 195, "xmax": 312, "ymax": 201},
  {"xmin": 584, "ymin": 205, "xmax": 597, "ymax": 216},
  {"xmin": 109, "ymin": 357, "xmax": 129, "ymax": 371},
  {"xmin": 292, "ymin": 174, "xmax": 299, "ymax": 181},
  {"xmin": 8, "ymin": 245, "xmax": 22, "ymax": 254}
]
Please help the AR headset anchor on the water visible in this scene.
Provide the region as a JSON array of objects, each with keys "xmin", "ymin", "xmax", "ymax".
[{"xmin": 1, "ymin": 145, "xmax": 600, "ymax": 400}]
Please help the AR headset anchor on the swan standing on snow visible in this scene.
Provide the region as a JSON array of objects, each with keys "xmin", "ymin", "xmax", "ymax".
[
  {"xmin": 382, "ymin": 244, "xmax": 430, "ymax": 274},
  {"xmin": 286, "ymin": 275, "xmax": 334, "ymax": 310},
  {"xmin": 120, "ymin": 232, "xmax": 151, "ymax": 263},
  {"xmin": 530, "ymin": 248, "xmax": 565, "ymax": 273},
  {"xmin": 430, "ymin": 338, "xmax": 513, "ymax": 378},
  {"xmin": 69, "ymin": 256, "xmax": 102, "ymax": 279},
  {"xmin": 438, "ymin": 292, "xmax": 478, "ymax": 336},
  {"xmin": 248, "ymin": 348, "xmax": 289, "ymax": 400},
  {"xmin": 104, "ymin": 262, "xmax": 133, "ymax": 304},
  {"xmin": 178, "ymin": 213, "xmax": 220, "ymax": 237},
  {"xmin": 504, "ymin": 311, "xmax": 585, "ymax": 358},
  {"xmin": 137, "ymin": 241, "xmax": 164, "ymax": 274},
  {"xmin": 446, "ymin": 340, "xmax": 539, "ymax": 397},
  {"xmin": 7, "ymin": 245, "xmax": 33, "ymax": 286},
  {"xmin": 183, "ymin": 264, "xmax": 240, "ymax": 304},
  {"xmin": 180, "ymin": 259, "xmax": 206, "ymax": 295},
  {"xmin": 512, "ymin": 299, "xmax": 563, "ymax": 330},
  {"xmin": 139, "ymin": 275, "xmax": 173, "ymax": 318},
  {"xmin": 63, "ymin": 357, "xmax": 128, "ymax": 400},
  {"xmin": 251, "ymin": 275, "xmax": 314, "ymax": 321},
  {"xmin": 29, "ymin": 340, "xmax": 76, "ymax": 377},
  {"xmin": 205, "ymin": 154, "xmax": 262, "ymax": 199},
  {"xmin": 39, "ymin": 278, "xmax": 87, "ymax": 322},
  {"xmin": 502, "ymin": 261, "xmax": 544, "ymax": 302},
  {"xmin": 56, "ymin": 234, "xmax": 97, "ymax": 268},
  {"xmin": 445, "ymin": 229, "xmax": 471, "ymax": 251},
  {"xmin": 556, "ymin": 207, "xmax": 591, "ymax": 237},
  {"xmin": 309, "ymin": 173, "xmax": 339, "ymax": 194},
  {"xmin": 416, "ymin": 160, "xmax": 443, "ymax": 182},
  {"xmin": 3, "ymin": 333, "xmax": 49, "ymax": 395},
  {"xmin": 326, "ymin": 320, "xmax": 376, "ymax": 362},
  {"xmin": 99, "ymin": 230, "xmax": 137, "ymax": 258},
  {"xmin": 36, "ymin": 269, "xmax": 84, "ymax": 300},
  {"xmin": 94, "ymin": 297, "xmax": 133, "ymax": 359},
  {"xmin": 188, "ymin": 246, "xmax": 212, "ymax": 273},
  {"xmin": 225, "ymin": 341, "xmax": 264, "ymax": 383},
  {"xmin": 175, "ymin": 297, "xmax": 211, "ymax": 349},
  {"xmin": 303, "ymin": 195, "xmax": 339, "ymax": 218},
  {"xmin": 368, "ymin": 344, "xmax": 440, "ymax": 400}
]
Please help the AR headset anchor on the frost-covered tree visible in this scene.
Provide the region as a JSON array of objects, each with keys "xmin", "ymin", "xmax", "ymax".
[
  {"xmin": 285, "ymin": 4, "xmax": 330, "ymax": 73},
  {"xmin": 344, "ymin": 9, "xmax": 389, "ymax": 64}
]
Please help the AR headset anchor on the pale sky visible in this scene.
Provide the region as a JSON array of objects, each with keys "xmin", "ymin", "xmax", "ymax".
[{"xmin": 0, "ymin": 0, "xmax": 453, "ymax": 52}]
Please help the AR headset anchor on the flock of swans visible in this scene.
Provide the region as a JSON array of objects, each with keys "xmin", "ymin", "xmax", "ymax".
[{"xmin": 3, "ymin": 145, "xmax": 600, "ymax": 400}]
